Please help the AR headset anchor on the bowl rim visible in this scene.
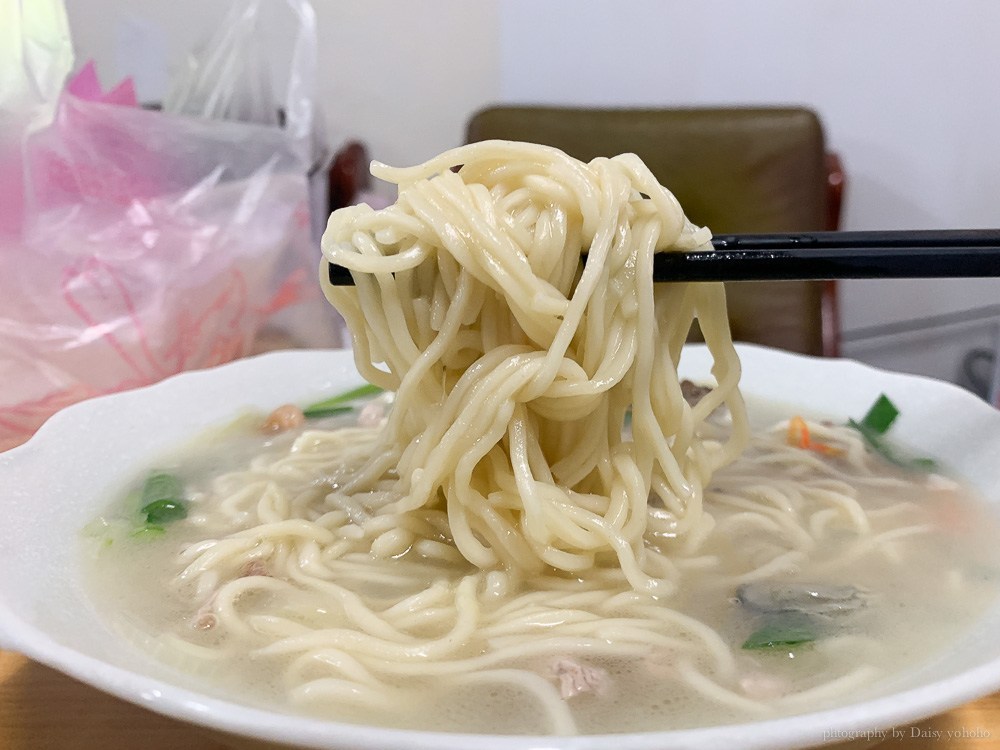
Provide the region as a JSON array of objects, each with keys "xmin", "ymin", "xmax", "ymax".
[{"xmin": 2, "ymin": 343, "xmax": 1000, "ymax": 750}]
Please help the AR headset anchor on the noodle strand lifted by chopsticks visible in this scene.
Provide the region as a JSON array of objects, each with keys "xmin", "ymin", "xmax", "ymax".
[{"xmin": 320, "ymin": 140, "xmax": 749, "ymax": 594}]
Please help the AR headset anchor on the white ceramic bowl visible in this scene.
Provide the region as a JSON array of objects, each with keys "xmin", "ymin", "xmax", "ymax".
[{"xmin": 2, "ymin": 345, "xmax": 1000, "ymax": 750}]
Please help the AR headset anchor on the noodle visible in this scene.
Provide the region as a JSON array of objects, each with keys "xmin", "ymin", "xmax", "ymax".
[
  {"xmin": 86, "ymin": 141, "xmax": 1000, "ymax": 736},
  {"xmin": 320, "ymin": 140, "xmax": 748, "ymax": 595}
]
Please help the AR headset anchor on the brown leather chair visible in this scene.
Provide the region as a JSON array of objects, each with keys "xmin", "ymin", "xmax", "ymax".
[
  {"xmin": 328, "ymin": 140, "xmax": 371, "ymax": 212},
  {"xmin": 466, "ymin": 106, "xmax": 844, "ymax": 356}
]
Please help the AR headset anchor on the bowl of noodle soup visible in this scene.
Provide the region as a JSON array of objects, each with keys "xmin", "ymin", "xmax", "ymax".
[
  {"xmin": 2, "ymin": 347, "xmax": 1000, "ymax": 749},
  {"xmin": 3, "ymin": 142, "xmax": 1000, "ymax": 749}
]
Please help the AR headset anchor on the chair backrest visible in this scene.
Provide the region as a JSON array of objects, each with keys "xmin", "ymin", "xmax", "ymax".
[
  {"xmin": 328, "ymin": 140, "xmax": 370, "ymax": 212},
  {"xmin": 466, "ymin": 106, "xmax": 842, "ymax": 356}
]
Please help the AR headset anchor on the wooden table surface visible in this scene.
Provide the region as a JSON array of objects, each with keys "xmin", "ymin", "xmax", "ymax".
[{"xmin": 2, "ymin": 649, "xmax": 999, "ymax": 749}]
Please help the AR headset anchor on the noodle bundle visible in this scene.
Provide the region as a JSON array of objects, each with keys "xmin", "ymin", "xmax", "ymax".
[{"xmin": 321, "ymin": 140, "xmax": 749, "ymax": 594}]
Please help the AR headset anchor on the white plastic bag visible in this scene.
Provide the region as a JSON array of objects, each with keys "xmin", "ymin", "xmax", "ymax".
[
  {"xmin": 164, "ymin": 0, "xmax": 325, "ymax": 176},
  {"xmin": 0, "ymin": 0, "xmax": 73, "ymax": 237},
  {"xmin": 0, "ymin": 0, "xmax": 325, "ymax": 451}
]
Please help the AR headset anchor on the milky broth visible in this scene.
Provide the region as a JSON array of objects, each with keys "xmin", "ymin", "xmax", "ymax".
[{"xmin": 84, "ymin": 400, "xmax": 1000, "ymax": 734}]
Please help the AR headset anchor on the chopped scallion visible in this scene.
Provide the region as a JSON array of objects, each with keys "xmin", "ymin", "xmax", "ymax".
[
  {"xmin": 859, "ymin": 394, "xmax": 899, "ymax": 435},
  {"xmin": 141, "ymin": 472, "xmax": 183, "ymax": 506},
  {"xmin": 138, "ymin": 472, "xmax": 187, "ymax": 526},
  {"xmin": 302, "ymin": 383, "xmax": 384, "ymax": 419},
  {"xmin": 302, "ymin": 405, "xmax": 353, "ymax": 419},
  {"xmin": 742, "ymin": 622, "xmax": 816, "ymax": 650},
  {"xmin": 141, "ymin": 498, "xmax": 188, "ymax": 524},
  {"xmin": 848, "ymin": 394, "xmax": 936, "ymax": 472},
  {"xmin": 130, "ymin": 524, "xmax": 165, "ymax": 539}
]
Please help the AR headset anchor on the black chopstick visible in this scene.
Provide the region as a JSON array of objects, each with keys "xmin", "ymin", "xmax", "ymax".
[{"xmin": 324, "ymin": 229, "xmax": 1000, "ymax": 285}]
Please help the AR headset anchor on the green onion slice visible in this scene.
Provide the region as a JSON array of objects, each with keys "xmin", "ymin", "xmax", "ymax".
[
  {"xmin": 859, "ymin": 393, "xmax": 899, "ymax": 435},
  {"xmin": 848, "ymin": 394, "xmax": 936, "ymax": 472},
  {"xmin": 141, "ymin": 472, "xmax": 183, "ymax": 506},
  {"xmin": 303, "ymin": 383, "xmax": 384, "ymax": 419},
  {"xmin": 302, "ymin": 405, "xmax": 353, "ymax": 419},
  {"xmin": 139, "ymin": 472, "xmax": 187, "ymax": 525},
  {"xmin": 141, "ymin": 498, "xmax": 188, "ymax": 524},
  {"xmin": 130, "ymin": 525, "xmax": 165, "ymax": 539},
  {"xmin": 742, "ymin": 622, "xmax": 816, "ymax": 650}
]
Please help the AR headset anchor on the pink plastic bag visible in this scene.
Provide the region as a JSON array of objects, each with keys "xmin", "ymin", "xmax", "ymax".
[{"xmin": 0, "ymin": 0, "xmax": 321, "ymax": 451}]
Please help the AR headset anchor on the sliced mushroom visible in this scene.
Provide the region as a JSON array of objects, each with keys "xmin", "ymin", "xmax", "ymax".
[{"xmin": 736, "ymin": 582, "xmax": 869, "ymax": 619}]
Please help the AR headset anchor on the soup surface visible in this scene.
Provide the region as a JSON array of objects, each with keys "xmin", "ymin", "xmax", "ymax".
[{"xmin": 84, "ymin": 391, "xmax": 1000, "ymax": 735}]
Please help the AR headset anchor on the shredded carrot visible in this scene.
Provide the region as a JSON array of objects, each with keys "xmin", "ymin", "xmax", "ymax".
[
  {"xmin": 812, "ymin": 442, "xmax": 844, "ymax": 457},
  {"xmin": 787, "ymin": 416, "xmax": 843, "ymax": 457},
  {"xmin": 788, "ymin": 416, "xmax": 810, "ymax": 449}
]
